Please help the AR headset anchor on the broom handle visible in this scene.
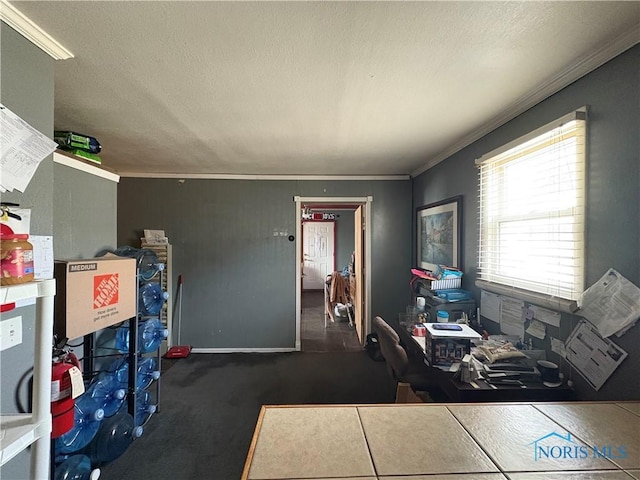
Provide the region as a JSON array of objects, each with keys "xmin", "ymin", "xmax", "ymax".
[{"xmin": 177, "ymin": 274, "xmax": 183, "ymax": 345}]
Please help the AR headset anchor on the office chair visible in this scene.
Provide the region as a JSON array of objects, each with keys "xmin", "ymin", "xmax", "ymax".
[{"xmin": 372, "ymin": 316, "xmax": 440, "ymax": 403}]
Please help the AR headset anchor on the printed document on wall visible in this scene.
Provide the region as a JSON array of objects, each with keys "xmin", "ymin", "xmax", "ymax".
[
  {"xmin": 565, "ymin": 319, "xmax": 627, "ymax": 391},
  {"xmin": 577, "ymin": 268, "xmax": 640, "ymax": 338},
  {"xmin": 480, "ymin": 290, "xmax": 501, "ymax": 323},
  {"xmin": 500, "ymin": 296, "xmax": 525, "ymax": 338},
  {"xmin": 0, "ymin": 103, "xmax": 57, "ymax": 192}
]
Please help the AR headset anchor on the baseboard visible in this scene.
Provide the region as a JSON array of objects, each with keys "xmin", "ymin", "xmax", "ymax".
[{"xmin": 191, "ymin": 347, "xmax": 297, "ymax": 354}]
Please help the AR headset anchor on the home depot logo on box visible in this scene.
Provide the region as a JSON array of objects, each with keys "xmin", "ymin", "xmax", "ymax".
[{"xmin": 94, "ymin": 273, "xmax": 119, "ymax": 309}]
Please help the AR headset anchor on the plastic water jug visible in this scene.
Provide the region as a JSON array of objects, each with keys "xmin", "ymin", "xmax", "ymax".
[
  {"xmin": 86, "ymin": 373, "xmax": 126, "ymax": 417},
  {"xmin": 55, "ymin": 395, "xmax": 105, "ymax": 455},
  {"xmin": 54, "ymin": 454, "xmax": 100, "ymax": 480},
  {"xmin": 83, "ymin": 412, "xmax": 143, "ymax": 466},
  {"xmin": 139, "ymin": 317, "xmax": 169, "ymax": 353},
  {"xmin": 139, "ymin": 283, "xmax": 169, "ymax": 316},
  {"xmin": 112, "ymin": 246, "xmax": 164, "ymax": 281},
  {"xmin": 112, "ymin": 356, "xmax": 160, "ymax": 392},
  {"xmin": 115, "ymin": 318, "xmax": 167, "ymax": 353},
  {"xmin": 135, "ymin": 390, "xmax": 157, "ymax": 427}
]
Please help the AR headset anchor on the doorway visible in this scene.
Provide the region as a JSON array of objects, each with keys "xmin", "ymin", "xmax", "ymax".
[{"xmin": 294, "ymin": 196, "xmax": 373, "ymax": 352}]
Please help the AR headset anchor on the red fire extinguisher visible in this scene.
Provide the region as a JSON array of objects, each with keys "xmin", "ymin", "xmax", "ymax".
[{"xmin": 51, "ymin": 353, "xmax": 82, "ymax": 438}]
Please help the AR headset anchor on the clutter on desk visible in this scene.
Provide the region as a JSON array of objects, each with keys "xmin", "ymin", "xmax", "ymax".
[{"xmin": 422, "ymin": 322, "xmax": 481, "ymax": 368}]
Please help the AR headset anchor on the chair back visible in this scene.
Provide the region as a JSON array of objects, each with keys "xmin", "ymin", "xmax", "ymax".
[{"xmin": 372, "ymin": 316, "xmax": 409, "ymax": 379}]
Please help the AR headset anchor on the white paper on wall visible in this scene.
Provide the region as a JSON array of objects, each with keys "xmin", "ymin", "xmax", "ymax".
[
  {"xmin": 0, "ymin": 104, "xmax": 57, "ymax": 192},
  {"xmin": 565, "ymin": 319, "xmax": 628, "ymax": 391},
  {"xmin": 480, "ymin": 290, "xmax": 501, "ymax": 323},
  {"xmin": 500, "ymin": 296, "xmax": 525, "ymax": 338},
  {"xmin": 577, "ymin": 268, "xmax": 640, "ymax": 337}
]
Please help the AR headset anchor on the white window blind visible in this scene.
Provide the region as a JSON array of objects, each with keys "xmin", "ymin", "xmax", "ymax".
[{"xmin": 477, "ymin": 109, "xmax": 586, "ymax": 301}]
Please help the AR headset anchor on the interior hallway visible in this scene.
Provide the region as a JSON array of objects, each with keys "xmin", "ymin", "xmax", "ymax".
[{"xmin": 301, "ymin": 291, "xmax": 361, "ymax": 352}]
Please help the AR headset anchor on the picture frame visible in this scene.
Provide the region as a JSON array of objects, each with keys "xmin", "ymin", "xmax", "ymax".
[{"xmin": 416, "ymin": 195, "xmax": 462, "ymax": 273}]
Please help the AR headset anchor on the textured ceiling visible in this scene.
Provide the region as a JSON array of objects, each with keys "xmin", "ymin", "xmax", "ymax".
[{"xmin": 8, "ymin": 1, "xmax": 640, "ymax": 177}]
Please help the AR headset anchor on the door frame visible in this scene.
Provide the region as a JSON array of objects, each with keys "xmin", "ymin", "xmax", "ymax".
[{"xmin": 294, "ymin": 195, "xmax": 373, "ymax": 351}]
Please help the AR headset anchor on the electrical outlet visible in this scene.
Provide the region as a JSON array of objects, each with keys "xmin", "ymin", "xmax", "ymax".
[{"xmin": 0, "ymin": 316, "xmax": 23, "ymax": 351}]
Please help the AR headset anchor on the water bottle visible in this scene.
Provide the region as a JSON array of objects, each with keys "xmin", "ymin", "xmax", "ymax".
[
  {"xmin": 86, "ymin": 373, "xmax": 126, "ymax": 417},
  {"xmin": 135, "ymin": 390, "xmax": 157, "ymax": 426},
  {"xmin": 139, "ymin": 317, "xmax": 169, "ymax": 353},
  {"xmin": 55, "ymin": 395, "xmax": 105, "ymax": 455},
  {"xmin": 136, "ymin": 356, "xmax": 161, "ymax": 390},
  {"xmin": 114, "ymin": 323, "xmax": 131, "ymax": 353},
  {"xmin": 54, "ymin": 454, "xmax": 100, "ymax": 480},
  {"xmin": 112, "ymin": 246, "xmax": 163, "ymax": 281},
  {"xmin": 83, "ymin": 412, "xmax": 143, "ymax": 466},
  {"xmin": 112, "ymin": 356, "xmax": 160, "ymax": 392},
  {"xmin": 139, "ymin": 282, "xmax": 169, "ymax": 316}
]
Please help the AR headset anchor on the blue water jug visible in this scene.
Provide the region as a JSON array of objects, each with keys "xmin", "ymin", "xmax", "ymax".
[
  {"xmin": 112, "ymin": 246, "xmax": 164, "ymax": 281},
  {"xmin": 86, "ymin": 373, "xmax": 126, "ymax": 417},
  {"xmin": 139, "ymin": 283, "xmax": 169, "ymax": 316},
  {"xmin": 114, "ymin": 323, "xmax": 132, "ymax": 353},
  {"xmin": 54, "ymin": 454, "xmax": 98, "ymax": 480},
  {"xmin": 135, "ymin": 390, "xmax": 157, "ymax": 427},
  {"xmin": 139, "ymin": 317, "xmax": 169, "ymax": 353},
  {"xmin": 112, "ymin": 356, "xmax": 160, "ymax": 392},
  {"xmin": 83, "ymin": 412, "xmax": 143, "ymax": 466},
  {"xmin": 115, "ymin": 318, "xmax": 168, "ymax": 353},
  {"xmin": 55, "ymin": 395, "xmax": 105, "ymax": 455},
  {"xmin": 136, "ymin": 356, "xmax": 161, "ymax": 390}
]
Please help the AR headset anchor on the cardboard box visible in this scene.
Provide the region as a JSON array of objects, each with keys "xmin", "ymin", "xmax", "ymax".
[
  {"xmin": 54, "ymin": 256, "xmax": 137, "ymax": 340},
  {"xmin": 424, "ymin": 323, "xmax": 481, "ymax": 367}
]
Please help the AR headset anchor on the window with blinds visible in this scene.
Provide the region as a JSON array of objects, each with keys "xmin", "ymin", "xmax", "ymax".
[{"xmin": 477, "ymin": 108, "xmax": 586, "ymax": 301}]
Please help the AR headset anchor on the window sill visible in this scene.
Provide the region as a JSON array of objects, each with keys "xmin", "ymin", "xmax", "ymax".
[{"xmin": 475, "ymin": 280, "xmax": 579, "ymax": 314}]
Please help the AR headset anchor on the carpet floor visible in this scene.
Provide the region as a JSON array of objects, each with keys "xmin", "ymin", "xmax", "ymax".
[{"xmin": 99, "ymin": 351, "xmax": 396, "ymax": 479}]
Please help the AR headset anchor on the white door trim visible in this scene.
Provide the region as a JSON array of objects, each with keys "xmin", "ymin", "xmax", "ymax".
[{"xmin": 294, "ymin": 195, "xmax": 373, "ymax": 351}]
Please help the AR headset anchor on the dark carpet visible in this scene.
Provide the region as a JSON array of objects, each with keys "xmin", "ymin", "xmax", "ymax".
[{"xmin": 99, "ymin": 351, "xmax": 396, "ymax": 479}]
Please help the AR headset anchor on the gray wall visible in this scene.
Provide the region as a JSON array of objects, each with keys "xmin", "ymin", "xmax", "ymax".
[
  {"xmin": 53, "ymin": 162, "xmax": 118, "ymax": 260},
  {"xmin": 0, "ymin": 22, "xmax": 54, "ymax": 479},
  {"xmin": 412, "ymin": 45, "xmax": 640, "ymax": 401},
  {"xmin": 118, "ymin": 179, "xmax": 412, "ymax": 348}
]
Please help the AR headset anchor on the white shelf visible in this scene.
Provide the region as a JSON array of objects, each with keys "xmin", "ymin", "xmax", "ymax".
[
  {"xmin": 0, "ymin": 414, "xmax": 51, "ymax": 466},
  {"xmin": 0, "ymin": 280, "xmax": 56, "ymax": 304},
  {"xmin": 0, "ymin": 279, "xmax": 55, "ymax": 478}
]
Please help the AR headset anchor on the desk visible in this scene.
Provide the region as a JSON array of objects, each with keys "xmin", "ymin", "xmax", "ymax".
[
  {"xmin": 392, "ymin": 319, "xmax": 574, "ymax": 403},
  {"xmin": 242, "ymin": 402, "xmax": 640, "ymax": 479}
]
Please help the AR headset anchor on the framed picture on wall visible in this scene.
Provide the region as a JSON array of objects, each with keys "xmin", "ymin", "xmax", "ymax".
[{"xmin": 416, "ymin": 195, "xmax": 462, "ymax": 273}]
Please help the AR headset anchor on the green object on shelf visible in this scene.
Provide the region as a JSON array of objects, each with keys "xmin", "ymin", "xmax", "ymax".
[
  {"xmin": 54, "ymin": 130, "xmax": 102, "ymax": 154},
  {"xmin": 69, "ymin": 148, "xmax": 102, "ymax": 164}
]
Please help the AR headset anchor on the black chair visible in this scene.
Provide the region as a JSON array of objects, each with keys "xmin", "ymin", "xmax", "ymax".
[{"xmin": 372, "ymin": 316, "xmax": 442, "ymax": 402}]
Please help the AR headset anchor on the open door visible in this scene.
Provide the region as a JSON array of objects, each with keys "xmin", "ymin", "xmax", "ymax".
[{"xmin": 353, "ymin": 205, "xmax": 364, "ymax": 344}]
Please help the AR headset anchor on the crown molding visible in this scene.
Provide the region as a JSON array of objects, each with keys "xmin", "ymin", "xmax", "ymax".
[
  {"xmin": 411, "ymin": 27, "xmax": 640, "ymax": 178},
  {"xmin": 119, "ymin": 172, "xmax": 409, "ymax": 181},
  {"xmin": 0, "ymin": 0, "xmax": 73, "ymax": 60}
]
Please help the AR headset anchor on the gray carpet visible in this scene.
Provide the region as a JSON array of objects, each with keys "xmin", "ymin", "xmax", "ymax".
[{"xmin": 99, "ymin": 351, "xmax": 396, "ymax": 479}]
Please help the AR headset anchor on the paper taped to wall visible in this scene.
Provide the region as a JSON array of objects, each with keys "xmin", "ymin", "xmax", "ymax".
[
  {"xmin": 577, "ymin": 268, "xmax": 640, "ymax": 337},
  {"xmin": 0, "ymin": 104, "xmax": 57, "ymax": 192}
]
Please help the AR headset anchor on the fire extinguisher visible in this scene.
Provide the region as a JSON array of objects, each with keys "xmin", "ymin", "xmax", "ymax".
[{"xmin": 51, "ymin": 352, "xmax": 82, "ymax": 439}]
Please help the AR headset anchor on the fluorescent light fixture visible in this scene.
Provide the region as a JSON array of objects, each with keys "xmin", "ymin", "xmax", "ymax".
[{"xmin": 1, "ymin": 0, "xmax": 74, "ymax": 60}]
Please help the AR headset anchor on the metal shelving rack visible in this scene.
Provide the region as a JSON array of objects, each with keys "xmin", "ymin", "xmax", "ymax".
[{"xmin": 0, "ymin": 279, "xmax": 56, "ymax": 479}]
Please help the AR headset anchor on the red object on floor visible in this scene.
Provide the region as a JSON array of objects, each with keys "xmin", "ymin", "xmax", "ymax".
[{"xmin": 164, "ymin": 345, "xmax": 192, "ymax": 359}]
